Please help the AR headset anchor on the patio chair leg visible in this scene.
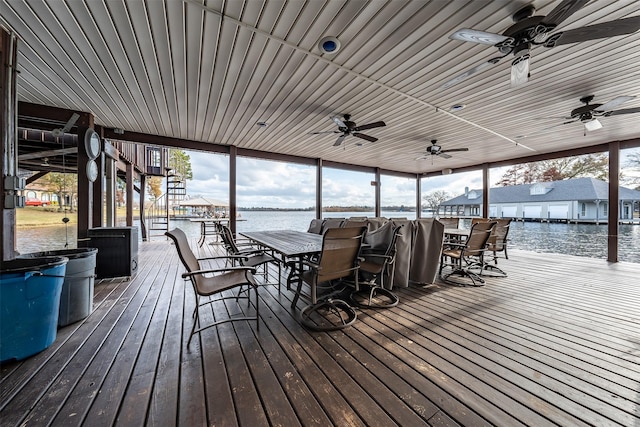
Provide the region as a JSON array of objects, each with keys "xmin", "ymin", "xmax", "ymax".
[
  {"xmin": 299, "ymin": 298, "xmax": 357, "ymax": 331},
  {"xmin": 350, "ymin": 285, "xmax": 399, "ymax": 308}
]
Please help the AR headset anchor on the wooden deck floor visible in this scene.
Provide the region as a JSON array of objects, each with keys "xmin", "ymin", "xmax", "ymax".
[{"xmin": 2, "ymin": 237, "xmax": 639, "ymax": 426}]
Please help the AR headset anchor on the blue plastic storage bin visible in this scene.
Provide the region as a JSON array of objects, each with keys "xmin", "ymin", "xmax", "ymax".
[{"xmin": 0, "ymin": 256, "xmax": 68, "ymax": 362}]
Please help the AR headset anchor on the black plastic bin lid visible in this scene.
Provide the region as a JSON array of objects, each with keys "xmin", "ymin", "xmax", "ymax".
[
  {"xmin": 1, "ymin": 256, "xmax": 69, "ymax": 274},
  {"xmin": 18, "ymin": 248, "xmax": 98, "ymax": 260}
]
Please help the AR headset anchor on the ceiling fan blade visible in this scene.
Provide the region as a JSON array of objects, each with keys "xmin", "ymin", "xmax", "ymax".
[
  {"xmin": 607, "ymin": 106, "xmax": 640, "ymax": 116},
  {"xmin": 441, "ymin": 56, "xmax": 502, "ymax": 90},
  {"xmin": 331, "ymin": 116, "xmax": 347, "ymax": 128},
  {"xmin": 354, "ymin": 121, "xmax": 386, "ymax": 132},
  {"xmin": 52, "ymin": 112, "xmax": 80, "ymax": 137},
  {"xmin": 333, "ymin": 134, "xmax": 346, "ymax": 146},
  {"xmin": 595, "ymin": 96, "xmax": 636, "ymax": 112},
  {"xmin": 441, "ymin": 148, "xmax": 469, "ymax": 153},
  {"xmin": 439, "ymin": 153, "xmax": 452, "ymax": 159},
  {"xmin": 449, "ymin": 28, "xmax": 510, "ymax": 45},
  {"xmin": 61, "ymin": 113, "xmax": 80, "ymax": 133},
  {"xmin": 514, "ymin": 120, "xmax": 577, "ymax": 139},
  {"xmin": 353, "ymin": 133, "xmax": 377, "ymax": 143},
  {"xmin": 415, "ymin": 155, "xmax": 429, "ymax": 160},
  {"xmin": 540, "ymin": 0, "xmax": 589, "ymax": 28},
  {"xmin": 309, "ymin": 130, "xmax": 341, "ymax": 135},
  {"xmin": 544, "ymin": 16, "xmax": 640, "ymax": 47}
]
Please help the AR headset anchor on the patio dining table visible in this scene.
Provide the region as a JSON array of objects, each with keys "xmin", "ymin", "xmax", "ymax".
[
  {"xmin": 241, "ymin": 230, "xmax": 323, "ymax": 303},
  {"xmin": 241, "ymin": 229, "xmax": 323, "ymax": 261},
  {"xmin": 444, "ymin": 228, "xmax": 469, "ymax": 239},
  {"xmin": 189, "ymin": 218, "xmax": 230, "ymax": 246}
]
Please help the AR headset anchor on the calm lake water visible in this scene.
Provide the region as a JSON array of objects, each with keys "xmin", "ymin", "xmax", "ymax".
[{"xmin": 15, "ymin": 211, "xmax": 640, "ymax": 264}]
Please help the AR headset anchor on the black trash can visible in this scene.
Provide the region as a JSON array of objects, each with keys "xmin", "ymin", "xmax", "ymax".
[{"xmin": 19, "ymin": 248, "xmax": 97, "ymax": 327}]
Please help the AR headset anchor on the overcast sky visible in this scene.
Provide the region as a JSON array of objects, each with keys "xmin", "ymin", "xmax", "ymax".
[
  {"xmin": 182, "ymin": 148, "xmax": 640, "ymax": 209},
  {"xmin": 185, "ymin": 150, "xmax": 492, "ymax": 208}
]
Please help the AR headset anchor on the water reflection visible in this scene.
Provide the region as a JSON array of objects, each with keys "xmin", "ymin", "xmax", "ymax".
[
  {"xmin": 17, "ymin": 225, "xmax": 79, "ymax": 254},
  {"xmin": 462, "ymin": 220, "xmax": 640, "ymax": 263},
  {"xmin": 15, "ymin": 216, "xmax": 640, "ymax": 263}
]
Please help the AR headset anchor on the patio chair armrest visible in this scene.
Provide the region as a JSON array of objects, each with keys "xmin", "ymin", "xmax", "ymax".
[
  {"xmin": 302, "ymin": 259, "xmax": 320, "ymax": 269},
  {"xmin": 197, "ymin": 255, "xmax": 252, "ymax": 262},
  {"xmin": 235, "ymin": 248, "xmax": 267, "ymax": 257},
  {"xmin": 362, "ymin": 253, "xmax": 392, "ymax": 262},
  {"xmin": 444, "ymin": 242, "xmax": 466, "ymax": 248},
  {"xmin": 182, "ymin": 266, "xmax": 257, "ymax": 279}
]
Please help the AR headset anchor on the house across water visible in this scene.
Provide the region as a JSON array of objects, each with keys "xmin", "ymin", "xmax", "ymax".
[{"xmin": 440, "ymin": 178, "xmax": 640, "ymax": 223}]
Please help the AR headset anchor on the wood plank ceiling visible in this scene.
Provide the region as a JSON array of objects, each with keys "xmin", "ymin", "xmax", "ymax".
[{"xmin": 2, "ymin": 0, "xmax": 640, "ymax": 175}]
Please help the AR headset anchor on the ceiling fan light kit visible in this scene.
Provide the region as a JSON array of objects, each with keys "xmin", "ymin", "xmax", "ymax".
[
  {"xmin": 583, "ymin": 118, "xmax": 603, "ymax": 131},
  {"xmin": 510, "ymin": 44, "xmax": 530, "ymax": 86}
]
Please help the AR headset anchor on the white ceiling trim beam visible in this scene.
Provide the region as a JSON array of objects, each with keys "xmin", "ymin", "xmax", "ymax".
[{"xmin": 183, "ymin": 0, "xmax": 534, "ymax": 152}]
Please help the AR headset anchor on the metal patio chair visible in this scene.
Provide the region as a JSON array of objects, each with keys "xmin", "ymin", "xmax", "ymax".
[
  {"xmin": 483, "ymin": 218, "xmax": 511, "ymax": 276},
  {"xmin": 291, "ymin": 226, "xmax": 366, "ymax": 331},
  {"xmin": 439, "ymin": 221, "xmax": 496, "ymax": 287},
  {"xmin": 219, "ymin": 224, "xmax": 281, "ymax": 289},
  {"xmin": 350, "ymin": 223, "xmax": 402, "ymax": 308},
  {"xmin": 165, "ymin": 228, "xmax": 259, "ymax": 347}
]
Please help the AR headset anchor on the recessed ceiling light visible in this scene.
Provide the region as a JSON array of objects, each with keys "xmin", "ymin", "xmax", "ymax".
[{"xmin": 450, "ymin": 104, "xmax": 466, "ymax": 112}]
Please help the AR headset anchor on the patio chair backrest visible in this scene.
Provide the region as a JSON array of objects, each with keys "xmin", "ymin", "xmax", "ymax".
[
  {"xmin": 165, "ymin": 228, "xmax": 200, "ymax": 274},
  {"xmin": 165, "ymin": 228, "xmax": 212, "ymax": 294},
  {"xmin": 488, "ymin": 218, "xmax": 511, "ymax": 251},
  {"xmin": 342, "ymin": 218, "xmax": 368, "ymax": 229},
  {"xmin": 307, "ymin": 218, "xmax": 323, "ymax": 234},
  {"xmin": 320, "ymin": 218, "xmax": 345, "ymax": 234},
  {"xmin": 464, "ymin": 221, "xmax": 496, "ymax": 257},
  {"xmin": 471, "ymin": 217, "xmax": 491, "ymax": 226},
  {"xmin": 437, "ymin": 217, "xmax": 459, "ymax": 229},
  {"xmin": 315, "ymin": 226, "xmax": 366, "ymax": 283},
  {"xmin": 219, "ymin": 224, "xmax": 241, "ymax": 255}
]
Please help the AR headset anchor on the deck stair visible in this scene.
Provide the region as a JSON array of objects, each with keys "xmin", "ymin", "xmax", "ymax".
[{"xmin": 145, "ymin": 171, "xmax": 186, "ymax": 239}]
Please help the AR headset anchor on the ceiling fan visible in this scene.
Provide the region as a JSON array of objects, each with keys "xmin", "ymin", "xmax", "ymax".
[
  {"xmin": 442, "ymin": 0, "xmax": 640, "ymax": 89},
  {"xmin": 563, "ymin": 94, "xmax": 640, "ymax": 131},
  {"xmin": 310, "ymin": 114, "xmax": 386, "ymax": 146},
  {"xmin": 52, "ymin": 113, "xmax": 80, "ymax": 137},
  {"xmin": 524, "ymin": 95, "xmax": 640, "ymax": 136},
  {"xmin": 415, "ymin": 140, "xmax": 469, "ymax": 160}
]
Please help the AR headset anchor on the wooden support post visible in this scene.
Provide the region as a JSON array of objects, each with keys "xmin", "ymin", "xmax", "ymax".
[
  {"xmin": 77, "ymin": 121, "xmax": 96, "ymax": 239},
  {"xmin": 104, "ymin": 141, "xmax": 118, "ymax": 226},
  {"xmin": 139, "ymin": 173, "xmax": 147, "ymax": 240},
  {"xmin": 1, "ymin": 29, "xmax": 18, "ymax": 260},
  {"xmin": 416, "ymin": 175, "xmax": 422, "ymax": 219},
  {"xmin": 374, "ymin": 168, "xmax": 381, "ymax": 218},
  {"xmin": 126, "ymin": 162, "xmax": 134, "ymax": 226},
  {"xmin": 608, "ymin": 141, "xmax": 619, "ymax": 263},
  {"xmin": 482, "ymin": 164, "xmax": 489, "ymax": 218},
  {"xmin": 229, "ymin": 146, "xmax": 237, "ymax": 233},
  {"xmin": 316, "ymin": 158, "xmax": 322, "ymax": 219}
]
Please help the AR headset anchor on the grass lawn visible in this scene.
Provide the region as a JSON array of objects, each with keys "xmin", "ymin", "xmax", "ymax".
[{"xmin": 16, "ymin": 207, "xmax": 77, "ymax": 227}]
